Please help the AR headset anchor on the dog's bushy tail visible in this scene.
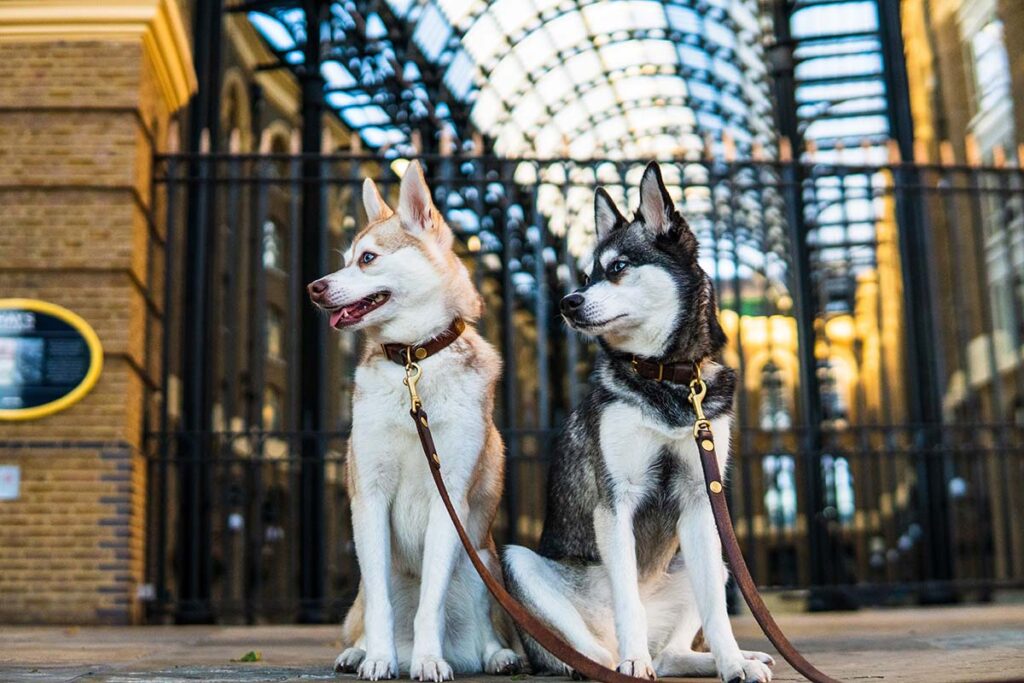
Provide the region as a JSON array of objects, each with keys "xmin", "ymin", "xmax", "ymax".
[{"xmin": 341, "ymin": 583, "xmax": 365, "ymax": 647}]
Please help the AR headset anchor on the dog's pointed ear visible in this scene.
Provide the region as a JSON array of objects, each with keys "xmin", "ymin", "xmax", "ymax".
[
  {"xmin": 637, "ymin": 161, "xmax": 676, "ymax": 236},
  {"xmin": 362, "ymin": 178, "xmax": 393, "ymax": 223},
  {"xmin": 594, "ymin": 187, "xmax": 626, "ymax": 242},
  {"xmin": 398, "ymin": 160, "xmax": 437, "ymax": 234}
]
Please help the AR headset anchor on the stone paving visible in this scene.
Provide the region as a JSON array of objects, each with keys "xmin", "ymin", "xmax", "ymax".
[{"xmin": 1, "ymin": 605, "xmax": 1022, "ymax": 682}]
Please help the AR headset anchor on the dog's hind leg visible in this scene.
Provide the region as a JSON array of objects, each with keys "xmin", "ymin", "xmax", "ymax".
[
  {"xmin": 650, "ymin": 593, "xmax": 721, "ymax": 677},
  {"xmin": 647, "ymin": 563, "xmax": 701, "ymax": 674},
  {"xmin": 336, "ymin": 583, "xmax": 368, "ymax": 673},
  {"xmin": 648, "ymin": 557, "xmax": 775, "ymax": 679},
  {"xmin": 655, "ymin": 650, "xmax": 775, "ymax": 679},
  {"xmin": 502, "ymin": 545, "xmax": 615, "ymax": 676},
  {"xmin": 336, "ymin": 637, "xmax": 369, "ymax": 674},
  {"xmin": 466, "ymin": 547, "xmax": 521, "ymax": 674}
]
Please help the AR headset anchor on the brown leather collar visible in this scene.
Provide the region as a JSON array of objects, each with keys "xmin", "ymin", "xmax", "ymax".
[
  {"xmin": 629, "ymin": 355, "xmax": 700, "ymax": 384},
  {"xmin": 381, "ymin": 318, "xmax": 466, "ymax": 366}
]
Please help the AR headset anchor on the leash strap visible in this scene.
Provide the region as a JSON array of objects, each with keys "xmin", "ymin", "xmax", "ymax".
[
  {"xmin": 687, "ymin": 367, "xmax": 840, "ymax": 683},
  {"xmin": 693, "ymin": 423, "xmax": 839, "ymax": 683},
  {"xmin": 402, "ymin": 357, "xmax": 840, "ymax": 683},
  {"xmin": 410, "ymin": 401, "xmax": 643, "ymax": 683}
]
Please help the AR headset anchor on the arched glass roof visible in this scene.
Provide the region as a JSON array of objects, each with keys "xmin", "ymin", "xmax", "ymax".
[
  {"xmin": 783, "ymin": 0, "xmax": 895, "ymax": 314},
  {"xmin": 419, "ymin": 0, "xmax": 774, "ymax": 158},
  {"xmin": 247, "ymin": 0, "xmax": 775, "ymax": 159},
  {"xmin": 790, "ymin": 0, "xmax": 891, "ymax": 163},
  {"xmin": 248, "ymin": 1, "xmax": 469, "ymax": 152}
]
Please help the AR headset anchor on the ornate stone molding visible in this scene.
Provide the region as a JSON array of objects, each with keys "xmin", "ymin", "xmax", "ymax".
[{"xmin": 0, "ymin": 0, "xmax": 197, "ymax": 111}]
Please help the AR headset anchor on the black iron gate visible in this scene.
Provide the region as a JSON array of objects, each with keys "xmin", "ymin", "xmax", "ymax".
[{"xmin": 144, "ymin": 151, "xmax": 1024, "ymax": 623}]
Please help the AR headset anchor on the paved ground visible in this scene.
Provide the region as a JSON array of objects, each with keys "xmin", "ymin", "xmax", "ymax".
[{"xmin": 1, "ymin": 605, "xmax": 1022, "ymax": 683}]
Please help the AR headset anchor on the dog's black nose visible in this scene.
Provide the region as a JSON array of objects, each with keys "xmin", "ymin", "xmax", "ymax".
[
  {"xmin": 307, "ymin": 279, "xmax": 328, "ymax": 301},
  {"xmin": 560, "ymin": 293, "xmax": 585, "ymax": 315}
]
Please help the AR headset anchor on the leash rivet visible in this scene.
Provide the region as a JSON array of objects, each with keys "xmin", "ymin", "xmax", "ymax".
[
  {"xmin": 701, "ymin": 439, "xmax": 714, "ymax": 451},
  {"xmin": 420, "ymin": 416, "xmax": 428, "ymax": 427},
  {"xmin": 709, "ymin": 481, "xmax": 723, "ymax": 494},
  {"xmin": 415, "ymin": 347, "xmax": 428, "ymax": 360},
  {"xmin": 431, "ymin": 452, "xmax": 440, "ymax": 467}
]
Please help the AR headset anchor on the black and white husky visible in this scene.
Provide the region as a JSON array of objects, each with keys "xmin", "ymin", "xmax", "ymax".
[{"xmin": 501, "ymin": 163, "xmax": 774, "ymax": 683}]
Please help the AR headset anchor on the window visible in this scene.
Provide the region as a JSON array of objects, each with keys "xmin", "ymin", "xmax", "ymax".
[
  {"xmin": 763, "ymin": 454, "xmax": 797, "ymax": 531},
  {"xmin": 822, "ymin": 455, "xmax": 855, "ymax": 525},
  {"xmin": 970, "ymin": 20, "xmax": 1011, "ymax": 114},
  {"xmin": 759, "ymin": 361, "xmax": 792, "ymax": 432},
  {"xmin": 266, "ymin": 307, "xmax": 284, "ymax": 360},
  {"xmin": 262, "ymin": 386, "xmax": 283, "ymax": 431},
  {"xmin": 818, "ymin": 360, "xmax": 848, "ymax": 427},
  {"xmin": 263, "ymin": 220, "xmax": 284, "ymax": 271}
]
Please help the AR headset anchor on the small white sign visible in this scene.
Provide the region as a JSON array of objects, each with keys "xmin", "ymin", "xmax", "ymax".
[{"xmin": 0, "ymin": 465, "xmax": 20, "ymax": 500}]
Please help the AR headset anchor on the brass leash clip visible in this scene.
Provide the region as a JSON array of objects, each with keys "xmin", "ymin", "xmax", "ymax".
[
  {"xmin": 403, "ymin": 347, "xmax": 423, "ymax": 412},
  {"xmin": 687, "ymin": 362, "xmax": 711, "ymax": 437}
]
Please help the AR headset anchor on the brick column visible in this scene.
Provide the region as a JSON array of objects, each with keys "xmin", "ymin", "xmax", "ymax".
[{"xmin": 0, "ymin": 1, "xmax": 195, "ymax": 624}]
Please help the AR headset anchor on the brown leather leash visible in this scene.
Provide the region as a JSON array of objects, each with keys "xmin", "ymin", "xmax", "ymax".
[
  {"xmin": 686, "ymin": 370, "xmax": 840, "ymax": 683},
  {"xmin": 390, "ymin": 324, "xmax": 840, "ymax": 682}
]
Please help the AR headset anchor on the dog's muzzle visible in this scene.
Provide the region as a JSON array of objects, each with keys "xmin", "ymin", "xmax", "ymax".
[
  {"xmin": 560, "ymin": 293, "xmax": 584, "ymax": 316},
  {"xmin": 308, "ymin": 278, "xmax": 329, "ymax": 304}
]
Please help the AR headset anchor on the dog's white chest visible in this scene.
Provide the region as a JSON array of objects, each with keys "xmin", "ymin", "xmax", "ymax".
[
  {"xmin": 349, "ymin": 353, "xmax": 488, "ymax": 568},
  {"xmin": 599, "ymin": 401, "xmax": 731, "ymax": 500}
]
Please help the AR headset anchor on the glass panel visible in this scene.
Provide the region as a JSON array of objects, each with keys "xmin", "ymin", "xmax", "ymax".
[
  {"xmin": 266, "ymin": 308, "xmax": 284, "ymax": 360},
  {"xmin": 791, "ymin": 0, "xmax": 877, "ymax": 38},
  {"xmin": 262, "ymin": 220, "xmax": 283, "ymax": 271},
  {"xmin": 971, "ymin": 20, "xmax": 1011, "ymax": 113}
]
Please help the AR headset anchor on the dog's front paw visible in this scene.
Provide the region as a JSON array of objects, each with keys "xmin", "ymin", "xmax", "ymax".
[
  {"xmin": 410, "ymin": 655, "xmax": 453, "ymax": 682},
  {"xmin": 741, "ymin": 650, "xmax": 775, "ymax": 667},
  {"xmin": 357, "ymin": 653, "xmax": 398, "ymax": 681},
  {"xmin": 617, "ymin": 657, "xmax": 656, "ymax": 679},
  {"xmin": 484, "ymin": 648, "xmax": 521, "ymax": 675},
  {"xmin": 721, "ymin": 657, "xmax": 772, "ymax": 683},
  {"xmin": 335, "ymin": 647, "xmax": 367, "ymax": 673}
]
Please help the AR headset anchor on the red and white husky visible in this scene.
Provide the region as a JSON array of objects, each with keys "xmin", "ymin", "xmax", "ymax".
[{"xmin": 308, "ymin": 161, "xmax": 520, "ymax": 681}]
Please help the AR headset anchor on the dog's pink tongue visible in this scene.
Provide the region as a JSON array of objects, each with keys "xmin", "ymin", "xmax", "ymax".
[{"xmin": 330, "ymin": 309, "xmax": 346, "ymax": 327}]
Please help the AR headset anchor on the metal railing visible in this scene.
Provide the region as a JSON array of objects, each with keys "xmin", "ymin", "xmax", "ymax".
[{"xmin": 144, "ymin": 151, "xmax": 1024, "ymax": 622}]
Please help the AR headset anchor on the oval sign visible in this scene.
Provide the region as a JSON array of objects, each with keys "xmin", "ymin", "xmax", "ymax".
[{"xmin": 0, "ymin": 299, "xmax": 103, "ymax": 421}]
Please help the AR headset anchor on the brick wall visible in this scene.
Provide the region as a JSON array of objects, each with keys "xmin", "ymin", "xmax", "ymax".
[{"xmin": 0, "ymin": 39, "xmax": 176, "ymax": 624}]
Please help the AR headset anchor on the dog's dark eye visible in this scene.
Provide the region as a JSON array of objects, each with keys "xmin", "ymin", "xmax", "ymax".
[
  {"xmin": 581, "ymin": 273, "xmax": 591, "ymax": 286},
  {"xmin": 608, "ymin": 259, "xmax": 627, "ymax": 274},
  {"xmin": 360, "ymin": 252, "xmax": 377, "ymax": 265}
]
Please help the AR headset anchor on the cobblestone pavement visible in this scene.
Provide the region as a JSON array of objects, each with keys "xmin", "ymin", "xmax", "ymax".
[{"xmin": 1, "ymin": 605, "xmax": 1022, "ymax": 683}]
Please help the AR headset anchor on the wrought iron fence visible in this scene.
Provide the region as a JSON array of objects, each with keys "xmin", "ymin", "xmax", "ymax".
[{"xmin": 144, "ymin": 151, "xmax": 1024, "ymax": 622}]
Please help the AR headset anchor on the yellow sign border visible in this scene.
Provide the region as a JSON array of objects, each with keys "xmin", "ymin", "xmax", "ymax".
[{"xmin": 0, "ymin": 298, "xmax": 103, "ymax": 421}]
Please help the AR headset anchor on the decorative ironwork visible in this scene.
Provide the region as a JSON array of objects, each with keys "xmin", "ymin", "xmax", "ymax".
[{"xmin": 146, "ymin": 151, "xmax": 1024, "ymax": 622}]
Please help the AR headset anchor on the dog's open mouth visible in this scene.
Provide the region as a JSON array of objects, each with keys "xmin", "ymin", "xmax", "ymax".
[
  {"xmin": 567, "ymin": 313, "xmax": 627, "ymax": 330},
  {"xmin": 329, "ymin": 291, "xmax": 390, "ymax": 328}
]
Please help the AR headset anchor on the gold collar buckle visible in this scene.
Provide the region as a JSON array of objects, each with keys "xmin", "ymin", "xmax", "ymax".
[{"xmin": 631, "ymin": 356, "xmax": 664, "ymax": 382}]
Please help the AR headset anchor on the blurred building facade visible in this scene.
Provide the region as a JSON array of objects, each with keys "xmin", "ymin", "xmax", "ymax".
[{"xmin": 0, "ymin": 0, "xmax": 1022, "ymax": 625}]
